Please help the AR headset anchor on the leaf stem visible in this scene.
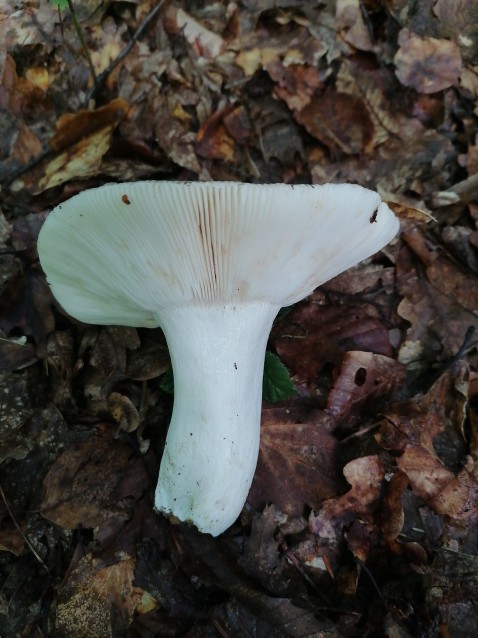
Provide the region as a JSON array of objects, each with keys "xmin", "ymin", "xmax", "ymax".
[{"xmin": 66, "ymin": 0, "xmax": 99, "ymax": 92}]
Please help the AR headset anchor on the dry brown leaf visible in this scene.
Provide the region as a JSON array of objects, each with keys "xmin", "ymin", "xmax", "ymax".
[
  {"xmin": 378, "ymin": 363, "xmax": 476, "ymax": 523},
  {"xmin": 309, "ymin": 455, "xmax": 384, "ymax": 548},
  {"xmin": 49, "ymin": 98, "xmax": 129, "ymax": 153},
  {"xmin": 11, "ymin": 98, "xmax": 128, "ymax": 193},
  {"xmin": 383, "ymin": 193, "xmax": 434, "ymax": 224},
  {"xmin": 433, "ymin": 0, "xmax": 478, "ymax": 63},
  {"xmin": 295, "ymin": 88, "xmax": 374, "ymax": 154},
  {"xmin": 238, "ymin": 505, "xmax": 289, "ymax": 594},
  {"xmin": 196, "ymin": 109, "xmax": 236, "ymax": 161},
  {"xmin": 267, "ymin": 60, "xmax": 322, "ymax": 111},
  {"xmin": 0, "ymin": 337, "xmax": 37, "ymax": 374},
  {"xmin": 0, "ymin": 271, "xmax": 55, "ymax": 345},
  {"xmin": 397, "ymin": 447, "xmax": 478, "ymax": 522},
  {"xmin": 164, "ymin": 6, "xmax": 225, "ymax": 58},
  {"xmin": 397, "ymin": 445, "xmax": 455, "ymax": 501},
  {"xmin": 153, "ymin": 95, "xmax": 202, "ymax": 173},
  {"xmin": 249, "ymin": 408, "xmax": 345, "ymax": 517},
  {"xmin": 336, "ymin": 0, "xmax": 375, "ymax": 52},
  {"xmin": 10, "ymin": 122, "xmax": 43, "ymax": 164},
  {"xmin": 56, "ymin": 553, "xmax": 157, "ymax": 637},
  {"xmin": 380, "ymin": 470, "xmax": 409, "ymax": 541},
  {"xmin": 394, "ymin": 29, "xmax": 462, "ymax": 93},
  {"xmin": 397, "ymin": 227, "xmax": 478, "ymax": 369},
  {"xmin": 38, "ymin": 126, "xmax": 113, "ymax": 191},
  {"xmin": 40, "ymin": 434, "xmax": 143, "ymax": 529},
  {"xmin": 0, "ymin": 523, "xmax": 25, "ymax": 556},
  {"xmin": 272, "ymin": 295, "xmax": 393, "ymax": 387},
  {"xmin": 327, "ymin": 351, "xmax": 405, "ymax": 418},
  {"xmin": 223, "ymin": 105, "xmax": 254, "ymax": 144}
]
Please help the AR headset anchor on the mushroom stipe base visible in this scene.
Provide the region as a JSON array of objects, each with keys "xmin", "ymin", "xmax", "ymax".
[{"xmin": 155, "ymin": 303, "xmax": 278, "ymax": 536}]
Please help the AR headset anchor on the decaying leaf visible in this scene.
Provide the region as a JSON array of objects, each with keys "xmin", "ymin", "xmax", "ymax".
[
  {"xmin": 195, "ymin": 108, "xmax": 236, "ymax": 161},
  {"xmin": 327, "ymin": 351, "xmax": 405, "ymax": 418},
  {"xmin": 295, "ymin": 88, "xmax": 374, "ymax": 154},
  {"xmin": 40, "ymin": 434, "xmax": 147, "ymax": 529},
  {"xmin": 249, "ymin": 408, "xmax": 346, "ymax": 517},
  {"xmin": 56, "ymin": 553, "xmax": 157, "ymax": 637},
  {"xmin": 309, "ymin": 456, "xmax": 385, "ymax": 551},
  {"xmin": 272, "ymin": 294, "xmax": 394, "ymax": 386},
  {"xmin": 11, "ymin": 98, "xmax": 129, "ymax": 194},
  {"xmin": 394, "ymin": 29, "xmax": 462, "ymax": 93}
]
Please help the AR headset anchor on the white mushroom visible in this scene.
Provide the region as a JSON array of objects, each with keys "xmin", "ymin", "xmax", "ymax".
[{"xmin": 37, "ymin": 181, "xmax": 399, "ymax": 536}]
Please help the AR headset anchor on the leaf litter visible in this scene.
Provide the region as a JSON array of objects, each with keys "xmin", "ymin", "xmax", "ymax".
[{"xmin": 1, "ymin": 1, "xmax": 478, "ymax": 636}]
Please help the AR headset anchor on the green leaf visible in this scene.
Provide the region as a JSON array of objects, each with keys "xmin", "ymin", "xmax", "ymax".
[
  {"xmin": 262, "ymin": 351, "xmax": 296, "ymax": 403},
  {"xmin": 50, "ymin": 0, "xmax": 69, "ymax": 9},
  {"xmin": 160, "ymin": 367, "xmax": 175, "ymax": 394}
]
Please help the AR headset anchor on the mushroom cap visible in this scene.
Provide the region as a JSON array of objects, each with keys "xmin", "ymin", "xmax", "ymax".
[{"xmin": 38, "ymin": 181, "xmax": 399, "ymax": 327}]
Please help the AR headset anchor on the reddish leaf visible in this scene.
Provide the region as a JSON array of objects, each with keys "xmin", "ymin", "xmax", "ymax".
[
  {"xmin": 196, "ymin": 109, "xmax": 236, "ymax": 161},
  {"xmin": 267, "ymin": 60, "xmax": 322, "ymax": 111},
  {"xmin": 272, "ymin": 296, "xmax": 393, "ymax": 387},
  {"xmin": 327, "ymin": 351, "xmax": 405, "ymax": 418},
  {"xmin": 40, "ymin": 434, "xmax": 147, "ymax": 529},
  {"xmin": 295, "ymin": 88, "xmax": 374, "ymax": 154},
  {"xmin": 56, "ymin": 552, "xmax": 156, "ymax": 636},
  {"xmin": 380, "ymin": 470, "xmax": 409, "ymax": 541},
  {"xmin": 223, "ymin": 105, "xmax": 254, "ymax": 144},
  {"xmin": 249, "ymin": 408, "xmax": 345, "ymax": 517},
  {"xmin": 309, "ymin": 455, "xmax": 385, "ymax": 547}
]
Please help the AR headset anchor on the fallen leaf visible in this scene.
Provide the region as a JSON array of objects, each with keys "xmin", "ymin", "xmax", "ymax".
[
  {"xmin": 309, "ymin": 455, "xmax": 385, "ymax": 546},
  {"xmin": 196, "ymin": 108, "xmax": 236, "ymax": 161},
  {"xmin": 394, "ymin": 29, "xmax": 462, "ymax": 93},
  {"xmin": 49, "ymin": 98, "xmax": 129, "ymax": 154},
  {"xmin": 223, "ymin": 105, "xmax": 254, "ymax": 144},
  {"xmin": 40, "ymin": 434, "xmax": 145, "ymax": 529},
  {"xmin": 0, "ymin": 337, "xmax": 37, "ymax": 374},
  {"xmin": 295, "ymin": 88, "xmax": 374, "ymax": 154},
  {"xmin": 153, "ymin": 95, "xmax": 202, "ymax": 173},
  {"xmin": 238, "ymin": 505, "xmax": 289, "ymax": 595},
  {"xmin": 336, "ymin": 0, "xmax": 375, "ymax": 51},
  {"xmin": 397, "ymin": 227, "xmax": 478, "ymax": 372},
  {"xmin": 272, "ymin": 295, "xmax": 393, "ymax": 387},
  {"xmin": 327, "ymin": 351, "xmax": 405, "ymax": 418},
  {"xmin": 0, "ymin": 271, "xmax": 55, "ymax": 346},
  {"xmin": 11, "ymin": 98, "xmax": 129, "ymax": 193},
  {"xmin": 267, "ymin": 60, "xmax": 322, "ymax": 111},
  {"xmin": 249, "ymin": 408, "xmax": 345, "ymax": 516},
  {"xmin": 56, "ymin": 553, "xmax": 156, "ymax": 637},
  {"xmin": 380, "ymin": 470, "xmax": 409, "ymax": 541},
  {"xmin": 164, "ymin": 6, "xmax": 225, "ymax": 58},
  {"xmin": 433, "ymin": 0, "xmax": 478, "ymax": 63}
]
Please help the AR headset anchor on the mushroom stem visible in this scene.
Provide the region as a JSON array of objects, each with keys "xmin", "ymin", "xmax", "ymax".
[{"xmin": 154, "ymin": 302, "xmax": 279, "ymax": 536}]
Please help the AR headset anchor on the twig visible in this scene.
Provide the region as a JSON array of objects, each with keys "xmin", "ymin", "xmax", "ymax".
[
  {"xmin": 67, "ymin": 0, "xmax": 98, "ymax": 90},
  {"xmin": 427, "ymin": 325, "xmax": 476, "ymax": 387},
  {"xmin": 83, "ymin": 0, "xmax": 166, "ymax": 105},
  {"xmin": 0, "ymin": 484, "xmax": 49, "ymax": 573},
  {"xmin": 355, "ymin": 557, "xmax": 388, "ymax": 610},
  {"xmin": 398, "ymin": 532, "xmax": 478, "ymax": 559},
  {"xmin": 431, "ymin": 173, "xmax": 478, "ymax": 207}
]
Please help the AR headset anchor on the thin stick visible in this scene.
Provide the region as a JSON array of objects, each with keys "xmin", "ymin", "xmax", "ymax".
[
  {"xmin": 83, "ymin": 0, "xmax": 166, "ymax": 104},
  {"xmin": 0, "ymin": 484, "xmax": 49, "ymax": 572},
  {"xmin": 67, "ymin": 0, "xmax": 99, "ymax": 90}
]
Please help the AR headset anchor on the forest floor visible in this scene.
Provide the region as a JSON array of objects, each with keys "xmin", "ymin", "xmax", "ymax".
[{"xmin": 1, "ymin": 1, "xmax": 478, "ymax": 636}]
